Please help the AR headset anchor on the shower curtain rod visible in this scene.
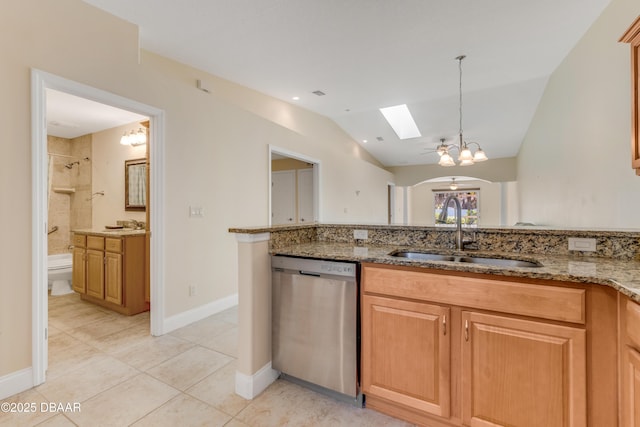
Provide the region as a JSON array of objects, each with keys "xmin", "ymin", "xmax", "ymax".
[{"xmin": 48, "ymin": 152, "xmax": 74, "ymax": 158}]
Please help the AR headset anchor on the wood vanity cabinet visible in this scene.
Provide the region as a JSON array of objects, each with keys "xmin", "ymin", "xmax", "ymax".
[
  {"xmin": 72, "ymin": 232, "xmax": 148, "ymax": 315},
  {"xmin": 71, "ymin": 234, "xmax": 86, "ymax": 293},
  {"xmin": 361, "ymin": 263, "xmax": 617, "ymax": 427},
  {"xmin": 620, "ymin": 296, "xmax": 640, "ymax": 426},
  {"xmin": 620, "ymin": 16, "xmax": 640, "ymax": 175}
]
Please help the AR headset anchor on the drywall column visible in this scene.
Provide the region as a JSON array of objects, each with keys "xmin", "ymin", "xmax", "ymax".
[{"xmin": 234, "ymin": 232, "xmax": 279, "ymax": 399}]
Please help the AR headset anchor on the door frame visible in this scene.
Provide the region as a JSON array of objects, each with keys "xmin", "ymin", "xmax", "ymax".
[
  {"xmin": 31, "ymin": 69, "xmax": 166, "ymax": 386},
  {"xmin": 268, "ymin": 145, "xmax": 321, "ymax": 226}
]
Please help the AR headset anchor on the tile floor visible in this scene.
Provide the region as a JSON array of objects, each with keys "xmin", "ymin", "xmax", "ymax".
[{"xmin": 1, "ymin": 293, "xmax": 412, "ymax": 426}]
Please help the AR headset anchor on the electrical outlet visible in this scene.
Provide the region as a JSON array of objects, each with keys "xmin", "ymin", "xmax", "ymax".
[
  {"xmin": 189, "ymin": 284, "xmax": 197, "ymax": 296},
  {"xmin": 354, "ymin": 229, "xmax": 368, "ymax": 240},
  {"xmin": 189, "ymin": 206, "xmax": 204, "ymax": 218},
  {"xmin": 568, "ymin": 237, "xmax": 596, "ymax": 252}
]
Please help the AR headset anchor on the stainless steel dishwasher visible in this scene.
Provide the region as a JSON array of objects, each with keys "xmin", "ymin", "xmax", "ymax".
[{"xmin": 271, "ymin": 255, "xmax": 361, "ymax": 405}]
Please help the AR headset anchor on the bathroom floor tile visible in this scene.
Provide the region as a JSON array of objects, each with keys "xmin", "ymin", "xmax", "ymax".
[
  {"xmin": 84, "ymin": 323, "xmax": 152, "ymax": 354},
  {"xmin": 130, "ymin": 394, "xmax": 231, "ymax": 427},
  {"xmin": 146, "ymin": 346, "xmax": 233, "ymax": 391}
]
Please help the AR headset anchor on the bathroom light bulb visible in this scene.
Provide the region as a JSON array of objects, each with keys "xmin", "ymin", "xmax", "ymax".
[{"xmin": 120, "ymin": 132, "xmax": 129, "ymax": 145}]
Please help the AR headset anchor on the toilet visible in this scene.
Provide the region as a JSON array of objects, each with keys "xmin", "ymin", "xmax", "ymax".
[{"xmin": 48, "ymin": 253, "xmax": 74, "ymax": 295}]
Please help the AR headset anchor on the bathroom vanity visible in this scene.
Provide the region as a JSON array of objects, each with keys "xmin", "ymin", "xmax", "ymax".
[{"xmin": 72, "ymin": 230, "xmax": 148, "ymax": 315}]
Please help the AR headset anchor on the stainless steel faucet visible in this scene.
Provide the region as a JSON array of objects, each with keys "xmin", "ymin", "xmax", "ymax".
[{"xmin": 437, "ymin": 195, "xmax": 463, "ymax": 250}]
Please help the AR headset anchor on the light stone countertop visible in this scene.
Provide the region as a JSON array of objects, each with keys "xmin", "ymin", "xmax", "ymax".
[
  {"xmin": 271, "ymin": 242, "xmax": 640, "ymax": 303},
  {"xmin": 73, "ymin": 228, "xmax": 146, "ymax": 237}
]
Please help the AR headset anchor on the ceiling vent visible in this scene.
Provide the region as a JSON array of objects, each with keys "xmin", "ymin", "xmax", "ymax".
[
  {"xmin": 376, "ymin": 136, "xmax": 384, "ymax": 142},
  {"xmin": 312, "ymin": 90, "xmax": 326, "ymax": 96}
]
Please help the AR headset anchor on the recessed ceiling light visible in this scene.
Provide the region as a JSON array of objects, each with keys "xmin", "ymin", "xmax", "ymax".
[
  {"xmin": 379, "ymin": 104, "xmax": 421, "ymax": 140},
  {"xmin": 363, "ymin": 139, "xmax": 368, "ymax": 143},
  {"xmin": 292, "ymin": 96, "xmax": 300, "ymax": 101}
]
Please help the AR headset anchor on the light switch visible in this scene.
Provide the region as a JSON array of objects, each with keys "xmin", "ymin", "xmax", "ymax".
[{"xmin": 189, "ymin": 206, "xmax": 204, "ymax": 218}]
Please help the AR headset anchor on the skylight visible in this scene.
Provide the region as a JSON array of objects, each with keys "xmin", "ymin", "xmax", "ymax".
[{"xmin": 379, "ymin": 104, "xmax": 421, "ymax": 140}]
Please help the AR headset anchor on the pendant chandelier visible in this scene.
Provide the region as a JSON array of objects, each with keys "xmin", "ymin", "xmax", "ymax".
[{"xmin": 438, "ymin": 55, "xmax": 488, "ymax": 167}]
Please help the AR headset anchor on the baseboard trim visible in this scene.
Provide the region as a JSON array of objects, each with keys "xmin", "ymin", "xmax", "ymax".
[
  {"xmin": 162, "ymin": 293, "xmax": 238, "ymax": 334},
  {"xmin": 235, "ymin": 362, "xmax": 280, "ymax": 399},
  {"xmin": 0, "ymin": 367, "xmax": 34, "ymax": 400}
]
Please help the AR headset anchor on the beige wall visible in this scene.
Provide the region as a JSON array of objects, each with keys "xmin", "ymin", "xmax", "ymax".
[
  {"xmin": 0, "ymin": 0, "xmax": 392, "ymax": 379},
  {"xmin": 518, "ymin": 0, "xmax": 640, "ymax": 228},
  {"xmin": 91, "ymin": 122, "xmax": 147, "ymax": 228}
]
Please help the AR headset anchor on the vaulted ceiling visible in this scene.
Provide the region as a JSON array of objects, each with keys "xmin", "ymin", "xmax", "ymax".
[{"xmin": 78, "ymin": 0, "xmax": 611, "ymax": 166}]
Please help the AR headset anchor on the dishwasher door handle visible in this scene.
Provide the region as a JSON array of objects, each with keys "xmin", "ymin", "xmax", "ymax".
[{"xmin": 298, "ymin": 270, "xmax": 321, "ymax": 277}]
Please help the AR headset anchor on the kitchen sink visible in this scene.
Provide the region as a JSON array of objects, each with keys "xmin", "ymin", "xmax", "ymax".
[{"xmin": 388, "ymin": 250, "xmax": 542, "ymax": 268}]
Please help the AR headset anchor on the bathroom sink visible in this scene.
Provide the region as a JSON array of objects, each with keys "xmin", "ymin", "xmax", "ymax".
[{"xmin": 388, "ymin": 250, "xmax": 542, "ymax": 268}]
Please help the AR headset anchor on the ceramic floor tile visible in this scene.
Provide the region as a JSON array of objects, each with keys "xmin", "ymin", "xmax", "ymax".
[
  {"xmin": 0, "ymin": 389, "xmax": 55, "ymax": 427},
  {"xmin": 223, "ymin": 420, "xmax": 250, "ymax": 427},
  {"xmin": 65, "ymin": 373, "xmax": 179, "ymax": 427},
  {"xmin": 66, "ymin": 314, "xmax": 146, "ymax": 341},
  {"xmin": 186, "ymin": 360, "xmax": 249, "ymax": 417},
  {"xmin": 85, "ymin": 323, "xmax": 152, "ymax": 354},
  {"xmin": 131, "ymin": 394, "xmax": 231, "ymax": 427},
  {"xmin": 211, "ymin": 306, "xmax": 238, "ymax": 325},
  {"xmin": 236, "ymin": 380, "xmax": 413, "ymax": 427},
  {"xmin": 146, "ymin": 347, "xmax": 233, "ymax": 391},
  {"xmin": 36, "ymin": 354, "xmax": 139, "ymax": 403},
  {"xmin": 34, "ymin": 414, "xmax": 76, "ymax": 426},
  {"xmin": 197, "ymin": 326, "xmax": 238, "ymax": 357},
  {"xmin": 169, "ymin": 317, "xmax": 236, "ymax": 343},
  {"xmin": 46, "ymin": 331, "xmax": 103, "ymax": 380},
  {"xmin": 111, "ymin": 334, "xmax": 195, "ymax": 371}
]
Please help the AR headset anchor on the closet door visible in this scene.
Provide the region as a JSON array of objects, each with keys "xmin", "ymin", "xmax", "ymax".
[
  {"xmin": 272, "ymin": 170, "xmax": 296, "ymax": 225},
  {"xmin": 297, "ymin": 168, "xmax": 314, "ymax": 223}
]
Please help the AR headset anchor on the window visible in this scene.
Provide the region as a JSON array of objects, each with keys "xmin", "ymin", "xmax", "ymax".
[{"xmin": 433, "ymin": 190, "xmax": 479, "ymax": 226}]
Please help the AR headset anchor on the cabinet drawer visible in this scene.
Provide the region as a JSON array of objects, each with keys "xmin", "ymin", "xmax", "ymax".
[
  {"xmin": 362, "ymin": 265, "xmax": 586, "ymax": 324},
  {"xmin": 626, "ymin": 299, "xmax": 640, "ymax": 350},
  {"xmin": 105, "ymin": 238, "xmax": 122, "ymax": 253},
  {"xmin": 73, "ymin": 234, "xmax": 86, "ymax": 248},
  {"xmin": 86, "ymin": 235, "xmax": 104, "ymax": 250}
]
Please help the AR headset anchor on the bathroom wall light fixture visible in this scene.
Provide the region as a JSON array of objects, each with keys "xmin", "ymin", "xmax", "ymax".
[
  {"xmin": 120, "ymin": 127, "xmax": 147, "ymax": 146},
  {"xmin": 438, "ymin": 55, "xmax": 488, "ymax": 167}
]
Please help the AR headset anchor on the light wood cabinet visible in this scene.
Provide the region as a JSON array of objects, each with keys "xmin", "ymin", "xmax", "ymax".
[
  {"xmin": 620, "ymin": 16, "xmax": 640, "ymax": 175},
  {"xmin": 72, "ymin": 232, "xmax": 148, "ymax": 315},
  {"xmin": 621, "ymin": 297, "xmax": 640, "ymax": 426},
  {"xmin": 361, "ymin": 263, "xmax": 616, "ymax": 427},
  {"xmin": 71, "ymin": 235, "xmax": 86, "ymax": 293},
  {"xmin": 362, "ymin": 295, "xmax": 450, "ymax": 418},
  {"xmin": 461, "ymin": 311, "xmax": 586, "ymax": 427}
]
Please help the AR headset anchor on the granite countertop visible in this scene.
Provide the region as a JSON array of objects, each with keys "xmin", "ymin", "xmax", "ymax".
[
  {"xmin": 271, "ymin": 242, "xmax": 640, "ymax": 303},
  {"xmin": 74, "ymin": 228, "xmax": 146, "ymax": 237}
]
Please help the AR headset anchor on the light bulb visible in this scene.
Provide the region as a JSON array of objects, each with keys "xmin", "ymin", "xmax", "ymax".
[
  {"xmin": 439, "ymin": 153, "xmax": 455, "ymax": 167},
  {"xmin": 459, "ymin": 158, "xmax": 474, "ymax": 166},
  {"xmin": 120, "ymin": 132, "xmax": 129, "ymax": 145},
  {"xmin": 458, "ymin": 147, "xmax": 473, "ymax": 162}
]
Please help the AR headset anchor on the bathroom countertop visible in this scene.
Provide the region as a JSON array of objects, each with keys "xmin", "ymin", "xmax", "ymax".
[
  {"xmin": 271, "ymin": 242, "xmax": 640, "ymax": 303},
  {"xmin": 73, "ymin": 228, "xmax": 146, "ymax": 237}
]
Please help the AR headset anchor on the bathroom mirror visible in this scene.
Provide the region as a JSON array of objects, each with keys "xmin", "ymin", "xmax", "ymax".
[{"xmin": 125, "ymin": 158, "xmax": 146, "ymax": 211}]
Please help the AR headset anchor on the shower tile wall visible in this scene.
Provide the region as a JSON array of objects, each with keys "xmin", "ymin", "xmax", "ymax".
[{"xmin": 47, "ymin": 135, "xmax": 92, "ymax": 255}]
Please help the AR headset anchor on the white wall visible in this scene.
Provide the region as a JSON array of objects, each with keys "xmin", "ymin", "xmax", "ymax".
[
  {"xmin": 0, "ymin": 0, "xmax": 392, "ymax": 379},
  {"xmin": 91, "ymin": 122, "xmax": 147, "ymax": 228},
  {"xmin": 518, "ymin": 0, "xmax": 640, "ymax": 228}
]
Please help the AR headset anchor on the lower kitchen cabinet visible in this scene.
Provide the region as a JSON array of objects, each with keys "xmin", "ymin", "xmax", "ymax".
[
  {"xmin": 621, "ymin": 297, "xmax": 640, "ymax": 426},
  {"xmin": 362, "ymin": 295, "xmax": 450, "ymax": 418},
  {"xmin": 361, "ymin": 263, "xmax": 616, "ymax": 427},
  {"xmin": 461, "ymin": 311, "xmax": 585, "ymax": 427}
]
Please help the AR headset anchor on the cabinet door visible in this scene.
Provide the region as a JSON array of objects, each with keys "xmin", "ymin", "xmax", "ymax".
[
  {"xmin": 462, "ymin": 311, "xmax": 586, "ymax": 427},
  {"xmin": 623, "ymin": 347, "xmax": 640, "ymax": 427},
  {"xmin": 86, "ymin": 249, "xmax": 104, "ymax": 299},
  {"xmin": 104, "ymin": 251, "xmax": 123, "ymax": 305},
  {"xmin": 71, "ymin": 247, "xmax": 86, "ymax": 293},
  {"xmin": 362, "ymin": 295, "xmax": 450, "ymax": 417}
]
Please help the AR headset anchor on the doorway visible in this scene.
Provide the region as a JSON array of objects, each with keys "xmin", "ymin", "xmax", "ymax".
[
  {"xmin": 31, "ymin": 69, "xmax": 166, "ymax": 386},
  {"xmin": 269, "ymin": 146, "xmax": 321, "ymax": 226}
]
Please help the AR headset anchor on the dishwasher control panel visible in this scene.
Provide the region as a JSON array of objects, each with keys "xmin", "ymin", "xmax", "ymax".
[{"xmin": 272, "ymin": 255, "xmax": 356, "ymax": 278}]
